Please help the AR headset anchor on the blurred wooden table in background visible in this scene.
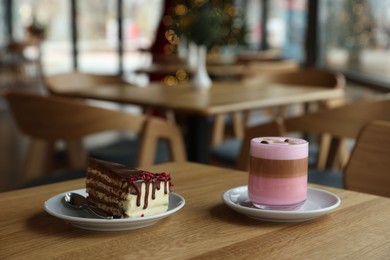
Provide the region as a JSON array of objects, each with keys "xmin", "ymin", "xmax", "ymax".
[{"xmin": 48, "ymin": 80, "xmax": 345, "ymax": 163}]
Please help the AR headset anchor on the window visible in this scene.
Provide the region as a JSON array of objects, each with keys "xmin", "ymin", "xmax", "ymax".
[
  {"xmin": 11, "ymin": 0, "xmax": 72, "ymax": 74},
  {"xmin": 244, "ymin": 0, "xmax": 307, "ymax": 62},
  {"xmin": 2, "ymin": 0, "xmax": 388, "ymax": 88},
  {"xmin": 122, "ymin": 0, "xmax": 163, "ymax": 71},
  {"xmin": 319, "ymin": 0, "xmax": 390, "ymax": 85},
  {"xmin": 78, "ymin": 0, "xmax": 118, "ymax": 74},
  {"xmin": 268, "ymin": 0, "xmax": 307, "ymax": 62},
  {"xmin": 0, "ymin": 0, "xmax": 8, "ymax": 48}
]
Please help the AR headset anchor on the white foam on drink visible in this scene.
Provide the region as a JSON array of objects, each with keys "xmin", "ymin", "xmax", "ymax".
[{"xmin": 250, "ymin": 137, "xmax": 308, "ymax": 160}]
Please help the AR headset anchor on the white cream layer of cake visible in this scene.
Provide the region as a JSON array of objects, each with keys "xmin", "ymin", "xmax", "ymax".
[{"xmin": 123, "ymin": 182, "xmax": 169, "ymax": 218}]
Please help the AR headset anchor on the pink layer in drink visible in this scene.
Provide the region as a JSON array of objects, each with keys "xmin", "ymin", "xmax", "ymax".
[{"xmin": 248, "ymin": 137, "xmax": 308, "ymax": 210}]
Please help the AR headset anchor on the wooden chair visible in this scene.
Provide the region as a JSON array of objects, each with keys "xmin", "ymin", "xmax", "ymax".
[
  {"xmin": 211, "ymin": 68, "xmax": 346, "ymax": 149},
  {"xmin": 44, "ymin": 72, "xmax": 129, "ymax": 93},
  {"xmin": 44, "ymin": 72, "xmax": 176, "ymax": 122},
  {"xmin": 241, "ymin": 60, "xmax": 301, "ymax": 120},
  {"xmin": 211, "ymin": 60, "xmax": 300, "ymax": 147},
  {"xmin": 4, "ymin": 91, "xmax": 186, "ymax": 185},
  {"xmin": 242, "ymin": 68, "xmax": 346, "ymax": 124},
  {"xmin": 235, "ymin": 97, "xmax": 390, "ymax": 171},
  {"xmin": 343, "ymin": 120, "xmax": 390, "ymax": 197},
  {"xmin": 210, "ymin": 96, "xmax": 390, "ymax": 176},
  {"xmin": 243, "ymin": 59, "xmax": 300, "ymax": 80}
]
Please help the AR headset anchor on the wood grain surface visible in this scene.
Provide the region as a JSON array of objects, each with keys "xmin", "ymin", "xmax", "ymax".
[{"xmin": 1, "ymin": 162, "xmax": 389, "ymax": 259}]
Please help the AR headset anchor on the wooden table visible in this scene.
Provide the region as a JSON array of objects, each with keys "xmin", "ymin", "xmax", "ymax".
[
  {"xmin": 47, "ymin": 81, "xmax": 345, "ymax": 163},
  {"xmin": 1, "ymin": 162, "xmax": 389, "ymax": 259}
]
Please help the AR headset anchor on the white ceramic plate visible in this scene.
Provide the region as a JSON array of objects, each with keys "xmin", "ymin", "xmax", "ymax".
[
  {"xmin": 222, "ymin": 186, "xmax": 341, "ymax": 222},
  {"xmin": 44, "ymin": 189, "xmax": 185, "ymax": 231}
]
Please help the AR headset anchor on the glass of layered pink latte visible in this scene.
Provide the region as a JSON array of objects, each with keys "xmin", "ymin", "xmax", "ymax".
[{"xmin": 248, "ymin": 137, "xmax": 308, "ymax": 210}]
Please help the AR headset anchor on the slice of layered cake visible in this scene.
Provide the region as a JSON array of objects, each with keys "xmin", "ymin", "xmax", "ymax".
[{"xmin": 86, "ymin": 158, "xmax": 172, "ymax": 218}]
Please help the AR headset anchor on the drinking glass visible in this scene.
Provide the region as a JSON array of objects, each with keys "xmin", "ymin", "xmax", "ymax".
[{"xmin": 248, "ymin": 137, "xmax": 308, "ymax": 210}]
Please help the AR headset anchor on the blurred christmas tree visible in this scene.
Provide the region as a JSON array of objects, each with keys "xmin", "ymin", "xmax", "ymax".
[
  {"xmin": 329, "ymin": 0, "xmax": 376, "ymax": 64},
  {"xmin": 167, "ymin": 0, "xmax": 248, "ymax": 51}
]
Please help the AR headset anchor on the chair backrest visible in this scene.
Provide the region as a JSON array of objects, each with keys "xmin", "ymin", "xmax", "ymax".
[
  {"xmin": 243, "ymin": 59, "xmax": 300, "ymax": 83},
  {"xmin": 243, "ymin": 68, "xmax": 345, "ymax": 102},
  {"xmin": 236, "ymin": 97, "xmax": 390, "ymax": 170},
  {"xmin": 282, "ymin": 97, "xmax": 390, "ymax": 138},
  {"xmin": 44, "ymin": 72, "xmax": 128, "ymax": 93},
  {"xmin": 212, "ymin": 67, "xmax": 346, "ymax": 146},
  {"xmin": 213, "ymin": 60, "xmax": 300, "ymax": 146},
  {"xmin": 343, "ymin": 120, "xmax": 390, "ymax": 197},
  {"xmin": 247, "ymin": 68, "xmax": 346, "ymax": 109},
  {"xmin": 262, "ymin": 68, "xmax": 345, "ymax": 89},
  {"xmin": 5, "ymin": 91, "xmax": 186, "ymax": 182}
]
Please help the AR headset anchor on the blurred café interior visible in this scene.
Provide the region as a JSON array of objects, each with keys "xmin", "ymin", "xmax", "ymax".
[{"xmin": 0, "ymin": 0, "xmax": 389, "ymax": 194}]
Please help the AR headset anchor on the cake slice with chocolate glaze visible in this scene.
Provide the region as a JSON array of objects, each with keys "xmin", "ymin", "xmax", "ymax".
[{"xmin": 86, "ymin": 158, "xmax": 172, "ymax": 218}]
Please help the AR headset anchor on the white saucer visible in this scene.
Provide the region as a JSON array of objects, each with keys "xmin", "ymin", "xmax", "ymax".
[
  {"xmin": 44, "ymin": 189, "xmax": 185, "ymax": 231},
  {"xmin": 222, "ymin": 186, "xmax": 341, "ymax": 222}
]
